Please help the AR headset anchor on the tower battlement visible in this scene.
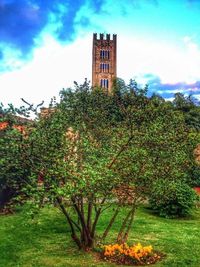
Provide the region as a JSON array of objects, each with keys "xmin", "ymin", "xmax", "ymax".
[{"xmin": 93, "ymin": 33, "xmax": 117, "ymax": 41}]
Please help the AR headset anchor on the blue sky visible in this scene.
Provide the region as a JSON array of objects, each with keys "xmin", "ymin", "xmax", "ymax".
[{"xmin": 1, "ymin": 0, "xmax": 200, "ymax": 107}]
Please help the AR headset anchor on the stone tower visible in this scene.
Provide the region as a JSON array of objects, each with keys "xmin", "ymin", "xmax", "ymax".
[{"xmin": 92, "ymin": 33, "xmax": 117, "ymax": 92}]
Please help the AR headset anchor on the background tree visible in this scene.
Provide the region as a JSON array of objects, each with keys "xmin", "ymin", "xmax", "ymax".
[{"xmin": 173, "ymin": 92, "xmax": 200, "ymax": 131}]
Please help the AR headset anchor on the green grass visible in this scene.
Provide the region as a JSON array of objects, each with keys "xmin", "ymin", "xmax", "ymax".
[{"xmin": 0, "ymin": 205, "xmax": 200, "ymax": 267}]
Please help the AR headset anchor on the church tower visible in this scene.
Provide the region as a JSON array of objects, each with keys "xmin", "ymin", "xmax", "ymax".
[{"xmin": 92, "ymin": 33, "xmax": 117, "ymax": 92}]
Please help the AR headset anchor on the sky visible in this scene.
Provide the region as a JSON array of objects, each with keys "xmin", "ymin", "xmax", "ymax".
[{"xmin": 1, "ymin": 0, "xmax": 200, "ymax": 108}]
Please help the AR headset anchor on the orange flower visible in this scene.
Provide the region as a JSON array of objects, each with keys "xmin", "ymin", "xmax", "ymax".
[
  {"xmin": 103, "ymin": 243, "xmax": 153, "ymax": 262},
  {"xmin": 13, "ymin": 125, "xmax": 25, "ymax": 133},
  {"xmin": 0, "ymin": 122, "xmax": 8, "ymax": 130}
]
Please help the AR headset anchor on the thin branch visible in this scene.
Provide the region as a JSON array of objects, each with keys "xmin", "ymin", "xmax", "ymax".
[
  {"xmin": 91, "ymin": 197, "xmax": 107, "ymax": 238},
  {"xmin": 71, "ymin": 197, "xmax": 92, "ymax": 244},
  {"xmin": 101, "ymin": 206, "xmax": 120, "ymax": 240},
  {"xmin": 87, "ymin": 195, "xmax": 93, "ymax": 231},
  {"xmin": 21, "ymin": 98, "xmax": 44, "ymax": 113},
  {"xmin": 100, "ymin": 203, "xmax": 114, "ymax": 213},
  {"xmin": 117, "ymin": 208, "xmax": 133, "ymax": 243},
  {"xmin": 122, "ymin": 206, "xmax": 136, "ymax": 243},
  {"xmin": 107, "ymin": 135, "xmax": 134, "ymax": 169},
  {"xmin": 56, "ymin": 197, "xmax": 82, "ymax": 249}
]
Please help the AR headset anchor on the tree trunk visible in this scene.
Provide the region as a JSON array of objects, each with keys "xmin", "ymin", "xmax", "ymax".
[
  {"xmin": 56, "ymin": 197, "xmax": 82, "ymax": 249},
  {"xmin": 121, "ymin": 206, "xmax": 136, "ymax": 243},
  {"xmin": 117, "ymin": 208, "xmax": 132, "ymax": 243},
  {"xmin": 102, "ymin": 206, "xmax": 120, "ymax": 240}
]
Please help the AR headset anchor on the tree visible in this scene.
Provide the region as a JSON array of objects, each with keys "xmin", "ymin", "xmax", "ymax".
[
  {"xmin": 18, "ymin": 79, "xmax": 197, "ymax": 250},
  {"xmin": 173, "ymin": 93, "xmax": 195, "ymax": 112},
  {"xmin": 0, "ymin": 104, "xmax": 32, "ymax": 212},
  {"xmin": 26, "ymin": 83, "xmax": 125, "ymax": 249},
  {"xmin": 173, "ymin": 93, "xmax": 200, "ymax": 131}
]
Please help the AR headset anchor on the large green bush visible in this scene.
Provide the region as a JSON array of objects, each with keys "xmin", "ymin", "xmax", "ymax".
[
  {"xmin": 149, "ymin": 179, "xmax": 197, "ymax": 218},
  {"xmin": 0, "ymin": 109, "xmax": 32, "ymax": 212}
]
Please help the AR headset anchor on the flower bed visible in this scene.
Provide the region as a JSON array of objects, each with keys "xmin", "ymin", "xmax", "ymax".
[{"xmin": 101, "ymin": 243, "xmax": 164, "ymax": 266}]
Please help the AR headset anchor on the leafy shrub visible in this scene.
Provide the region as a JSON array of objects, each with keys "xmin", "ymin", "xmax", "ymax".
[
  {"xmin": 0, "ymin": 123, "xmax": 31, "ymax": 212},
  {"xmin": 190, "ymin": 166, "xmax": 200, "ymax": 187},
  {"xmin": 149, "ymin": 180, "xmax": 197, "ymax": 218}
]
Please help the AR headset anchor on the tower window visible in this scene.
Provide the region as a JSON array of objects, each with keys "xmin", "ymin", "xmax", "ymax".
[
  {"xmin": 100, "ymin": 79, "xmax": 109, "ymax": 89},
  {"xmin": 100, "ymin": 63, "xmax": 109, "ymax": 72},
  {"xmin": 106, "ymin": 63, "xmax": 109, "ymax": 71},
  {"xmin": 100, "ymin": 50, "xmax": 110, "ymax": 59},
  {"xmin": 106, "ymin": 79, "xmax": 109, "ymax": 89}
]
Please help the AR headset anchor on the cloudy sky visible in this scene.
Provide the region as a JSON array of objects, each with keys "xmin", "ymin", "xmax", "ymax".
[{"xmin": 1, "ymin": 0, "xmax": 200, "ymax": 107}]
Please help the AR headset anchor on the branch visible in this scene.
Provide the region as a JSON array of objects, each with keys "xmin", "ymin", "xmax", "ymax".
[
  {"xmin": 56, "ymin": 197, "xmax": 82, "ymax": 248},
  {"xmin": 101, "ymin": 206, "xmax": 120, "ymax": 240},
  {"xmin": 91, "ymin": 197, "xmax": 107, "ymax": 238},
  {"xmin": 21, "ymin": 98, "xmax": 44, "ymax": 113},
  {"xmin": 107, "ymin": 135, "xmax": 134, "ymax": 169}
]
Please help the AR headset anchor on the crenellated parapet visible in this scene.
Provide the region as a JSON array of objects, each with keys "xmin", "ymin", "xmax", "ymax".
[{"xmin": 93, "ymin": 33, "xmax": 117, "ymax": 41}]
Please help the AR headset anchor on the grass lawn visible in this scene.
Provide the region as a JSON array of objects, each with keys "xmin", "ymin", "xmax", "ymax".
[{"xmin": 0, "ymin": 205, "xmax": 200, "ymax": 267}]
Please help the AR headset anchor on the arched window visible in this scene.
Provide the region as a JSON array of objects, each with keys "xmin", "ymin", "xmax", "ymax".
[
  {"xmin": 100, "ymin": 63, "xmax": 109, "ymax": 72},
  {"xmin": 106, "ymin": 79, "xmax": 109, "ymax": 89},
  {"xmin": 100, "ymin": 79, "xmax": 109, "ymax": 89},
  {"xmin": 106, "ymin": 63, "xmax": 109, "ymax": 72},
  {"xmin": 100, "ymin": 50, "xmax": 110, "ymax": 59}
]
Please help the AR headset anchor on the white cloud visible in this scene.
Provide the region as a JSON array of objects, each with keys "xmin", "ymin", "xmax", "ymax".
[
  {"xmin": 157, "ymin": 87, "xmax": 200, "ymax": 95},
  {"xmin": 165, "ymin": 97, "xmax": 175, "ymax": 102},
  {"xmin": 117, "ymin": 34, "xmax": 200, "ymax": 85},
  {"xmin": 0, "ymin": 34, "xmax": 92, "ymax": 107}
]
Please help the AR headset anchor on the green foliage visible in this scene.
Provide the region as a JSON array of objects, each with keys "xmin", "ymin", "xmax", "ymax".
[
  {"xmin": 0, "ymin": 117, "xmax": 31, "ymax": 211},
  {"xmin": 185, "ymin": 108, "xmax": 200, "ymax": 131},
  {"xmin": 149, "ymin": 180, "xmax": 197, "ymax": 218},
  {"xmin": 173, "ymin": 93, "xmax": 200, "ymax": 131},
  {"xmin": 24, "ymin": 79, "xmax": 197, "ymax": 248},
  {"xmin": 190, "ymin": 166, "xmax": 200, "ymax": 187},
  {"xmin": 173, "ymin": 93, "xmax": 195, "ymax": 113},
  {"xmin": 1, "ymin": 79, "xmax": 198, "ymax": 249}
]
